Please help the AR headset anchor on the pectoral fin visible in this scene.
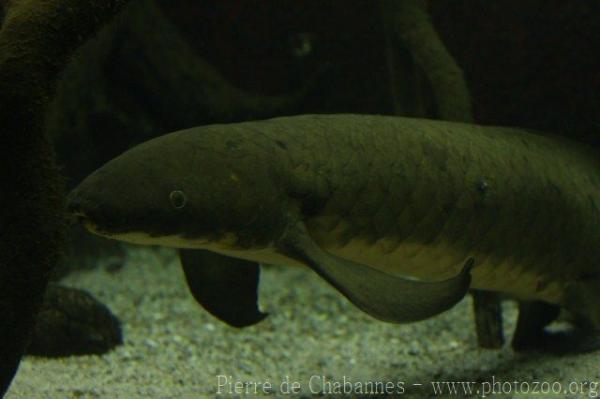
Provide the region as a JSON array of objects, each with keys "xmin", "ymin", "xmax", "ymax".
[
  {"xmin": 276, "ymin": 220, "xmax": 473, "ymax": 323},
  {"xmin": 179, "ymin": 249, "xmax": 267, "ymax": 328}
]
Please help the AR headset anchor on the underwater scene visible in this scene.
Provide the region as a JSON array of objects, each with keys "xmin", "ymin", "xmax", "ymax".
[{"xmin": 1, "ymin": 1, "xmax": 599, "ymax": 398}]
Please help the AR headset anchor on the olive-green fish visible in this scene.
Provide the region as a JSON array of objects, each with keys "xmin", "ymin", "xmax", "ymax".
[{"xmin": 67, "ymin": 114, "xmax": 599, "ymax": 343}]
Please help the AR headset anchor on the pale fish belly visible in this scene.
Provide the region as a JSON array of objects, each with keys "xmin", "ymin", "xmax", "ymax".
[
  {"xmin": 308, "ymin": 223, "xmax": 566, "ymax": 305},
  {"xmin": 209, "ymin": 234, "xmax": 565, "ymax": 305},
  {"xmin": 109, "ymin": 224, "xmax": 565, "ymax": 305},
  {"xmin": 326, "ymin": 238, "xmax": 564, "ymax": 304}
]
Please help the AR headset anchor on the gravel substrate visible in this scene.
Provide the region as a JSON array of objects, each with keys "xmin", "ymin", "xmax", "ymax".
[{"xmin": 6, "ymin": 245, "xmax": 600, "ymax": 398}]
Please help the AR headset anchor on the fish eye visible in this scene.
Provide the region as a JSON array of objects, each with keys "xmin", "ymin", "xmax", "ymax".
[{"xmin": 169, "ymin": 190, "xmax": 187, "ymax": 209}]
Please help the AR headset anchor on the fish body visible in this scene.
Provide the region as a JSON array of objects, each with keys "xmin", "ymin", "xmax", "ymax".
[{"xmin": 68, "ymin": 114, "xmax": 600, "ymax": 326}]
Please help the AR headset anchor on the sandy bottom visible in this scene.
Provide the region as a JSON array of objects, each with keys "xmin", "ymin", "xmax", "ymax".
[{"xmin": 6, "ymin": 245, "xmax": 600, "ymax": 398}]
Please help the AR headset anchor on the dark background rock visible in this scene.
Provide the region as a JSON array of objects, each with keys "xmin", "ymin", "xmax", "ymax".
[{"xmin": 26, "ymin": 285, "xmax": 122, "ymax": 358}]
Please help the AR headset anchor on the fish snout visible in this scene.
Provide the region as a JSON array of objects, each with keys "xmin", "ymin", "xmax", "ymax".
[
  {"xmin": 65, "ymin": 187, "xmax": 118, "ymax": 235},
  {"xmin": 66, "ymin": 189, "xmax": 88, "ymax": 221}
]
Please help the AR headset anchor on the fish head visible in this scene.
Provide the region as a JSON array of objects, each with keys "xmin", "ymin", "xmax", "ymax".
[{"xmin": 67, "ymin": 127, "xmax": 282, "ymax": 248}]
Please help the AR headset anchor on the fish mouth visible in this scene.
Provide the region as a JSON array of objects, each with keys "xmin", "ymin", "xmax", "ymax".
[
  {"xmin": 80, "ymin": 218, "xmax": 99, "ymax": 233},
  {"xmin": 72, "ymin": 212, "xmax": 88, "ymax": 225},
  {"xmin": 66, "ymin": 207, "xmax": 89, "ymax": 226},
  {"xmin": 69, "ymin": 210, "xmax": 115, "ymax": 238},
  {"xmin": 83, "ymin": 220, "xmax": 115, "ymax": 238}
]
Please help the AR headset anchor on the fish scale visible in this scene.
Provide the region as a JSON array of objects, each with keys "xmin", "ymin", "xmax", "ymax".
[{"xmin": 268, "ymin": 116, "xmax": 599, "ymax": 308}]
